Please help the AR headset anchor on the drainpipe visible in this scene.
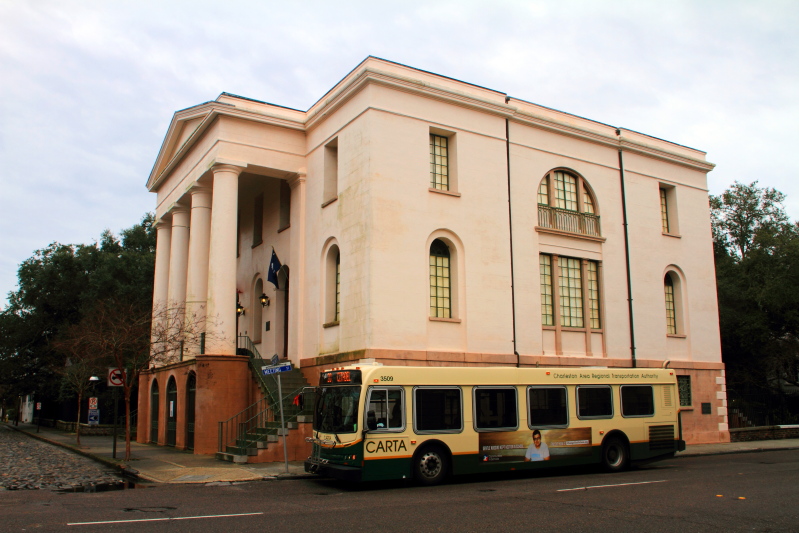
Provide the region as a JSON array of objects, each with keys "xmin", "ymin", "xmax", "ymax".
[
  {"xmin": 617, "ymin": 128, "xmax": 637, "ymax": 368},
  {"xmin": 505, "ymin": 97, "xmax": 520, "ymax": 367}
]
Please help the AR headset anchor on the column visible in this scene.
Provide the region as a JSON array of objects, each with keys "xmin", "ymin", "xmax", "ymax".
[
  {"xmin": 185, "ymin": 187, "xmax": 212, "ymax": 354},
  {"xmin": 167, "ymin": 207, "xmax": 191, "ymax": 307},
  {"xmin": 205, "ymin": 165, "xmax": 242, "ymax": 355},
  {"xmin": 287, "ymin": 173, "xmax": 306, "ymax": 364},
  {"xmin": 152, "ymin": 220, "xmax": 172, "ymax": 311}
]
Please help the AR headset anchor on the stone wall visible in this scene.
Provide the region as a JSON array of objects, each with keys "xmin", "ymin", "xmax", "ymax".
[{"xmin": 729, "ymin": 425, "xmax": 799, "ymax": 442}]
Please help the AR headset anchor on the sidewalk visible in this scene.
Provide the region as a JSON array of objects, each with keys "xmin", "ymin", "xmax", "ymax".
[
  {"xmin": 7, "ymin": 422, "xmax": 799, "ymax": 485},
  {"xmin": 6, "ymin": 422, "xmax": 311, "ymax": 484}
]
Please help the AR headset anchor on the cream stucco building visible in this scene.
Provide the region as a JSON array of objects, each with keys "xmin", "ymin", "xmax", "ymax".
[{"xmin": 138, "ymin": 57, "xmax": 728, "ymax": 458}]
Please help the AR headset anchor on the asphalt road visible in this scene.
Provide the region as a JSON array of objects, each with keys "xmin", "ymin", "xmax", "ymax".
[{"xmin": 1, "ymin": 450, "xmax": 797, "ymax": 532}]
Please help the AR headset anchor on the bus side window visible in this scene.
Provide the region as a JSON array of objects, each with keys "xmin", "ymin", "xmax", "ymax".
[
  {"xmin": 367, "ymin": 388, "xmax": 404, "ymax": 431},
  {"xmin": 528, "ymin": 386, "xmax": 568, "ymax": 427}
]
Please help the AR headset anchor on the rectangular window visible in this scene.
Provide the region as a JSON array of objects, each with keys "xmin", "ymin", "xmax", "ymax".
[
  {"xmin": 554, "ymin": 171, "xmax": 578, "ymax": 211},
  {"xmin": 474, "ymin": 388, "xmax": 518, "ymax": 430},
  {"xmin": 528, "ymin": 387, "xmax": 568, "ymax": 427},
  {"xmin": 430, "ymin": 134, "xmax": 449, "ymax": 190},
  {"xmin": 414, "ymin": 387, "xmax": 462, "ymax": 433},
  {"xmin": 577, "ymin": 386, "xmax": 612, "ymax": 419},
  {"xmin": 323, "ymin": 138, "xmax": 338, "ymax": 205},
  {"xmin": 252, "ymin": 193, "xmax": 264, "ymax": 247},
  {"xmin": 367, "ymin": 388, "xmax": 404, "ymax": 431},
  {"xmin": 660, "ymin": 188, "xmax": 670, "ymax": 233},
  {"xmin": 587, "ymin": 261, "xmax": 601, "ymax": 329},
  {"xmin": 621, "ymin": 385, "xmax": 654, "ymax": 417},
  {"xmin": 677, "ymin": 375, "xmax": 692, "ymax": 407},
  {"xmin": 559, "ymin": 257, "xmax": 584, "ymax": 328},
  {"xmin": 540, "ymin": 254, "xmax": 553, "ymax": 326}
]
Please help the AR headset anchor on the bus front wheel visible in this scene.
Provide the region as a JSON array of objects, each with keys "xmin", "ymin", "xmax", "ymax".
[
  {"xmin": 602, "ymin": 437, "xmax": 629, "ymax": 472},
  {"xmin": 413, "ymin": 446, "xmax": 449, "ymax": 486}
]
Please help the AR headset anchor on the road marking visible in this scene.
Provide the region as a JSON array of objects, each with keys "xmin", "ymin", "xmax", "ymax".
[
  {"xmin": 67, "ymin": 512, "xmax": 264, "ymax": 526},
  {"xmin": 557, "ymin": 480, "xmax": 668, "ymax": 492}
]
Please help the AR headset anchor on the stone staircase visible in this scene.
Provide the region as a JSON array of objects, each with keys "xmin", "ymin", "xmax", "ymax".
[{"xmin": 215, "ymin": 337, "xmax": 314, "ymax": 464}]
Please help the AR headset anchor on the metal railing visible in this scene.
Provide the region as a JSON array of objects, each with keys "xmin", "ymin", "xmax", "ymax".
[
  {"xmin": 538, "ymin": 205, "xmax": 601, "ymax": 237},
  {"xmin": 727, "ymin": 392, "xmax": 799, "ymax": 428}
]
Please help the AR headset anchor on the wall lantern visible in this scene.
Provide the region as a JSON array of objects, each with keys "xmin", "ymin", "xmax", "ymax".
[
  {"xmin": 236, "ymin": 299, "xmax": 245, "ymax": 317},
  {"xmin": 259, "ymin": 293, "xmax": 270, "ymax": 307}
]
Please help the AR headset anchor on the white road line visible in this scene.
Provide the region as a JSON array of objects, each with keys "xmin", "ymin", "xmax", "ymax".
[
  {"xmin": 67, "ymin": 512, "xmax": 264, "ymax": 526},
  {"xmin": 557, "ymin": 480, "xmax": 668, "ymax": 492}
]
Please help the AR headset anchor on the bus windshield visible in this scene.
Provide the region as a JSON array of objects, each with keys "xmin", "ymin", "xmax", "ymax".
[{"xmin": 314, "ymin": 386, "xmax": 361, "ymax": 434}]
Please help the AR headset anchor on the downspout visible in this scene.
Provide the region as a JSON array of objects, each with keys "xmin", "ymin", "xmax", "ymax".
[
  {"xmin": 616, "ymin": 129, "xmax": 637, "ymax": 368},
  {"xmin": 505, "ymin": 97, "xmax": 520, "ymax": 367}
]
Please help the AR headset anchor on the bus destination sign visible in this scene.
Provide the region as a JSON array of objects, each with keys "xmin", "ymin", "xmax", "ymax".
[{"xmin": 320, "ymin": 369, "xmax": 362, "ymax": 385}]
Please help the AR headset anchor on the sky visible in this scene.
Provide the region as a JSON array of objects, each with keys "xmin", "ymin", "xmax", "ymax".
[{"xmin": 1, "ymin": 0, "xmax": 797, "ymax": 306}]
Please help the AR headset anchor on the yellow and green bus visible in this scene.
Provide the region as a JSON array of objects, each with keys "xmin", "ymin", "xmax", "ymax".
[{"xmin": 304, "ymin": 363, "xmax": 685, "ymax": 485}]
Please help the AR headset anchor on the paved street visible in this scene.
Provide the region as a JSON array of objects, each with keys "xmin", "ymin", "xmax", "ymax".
[
  {"xmin": 0, "ymin": 425, "xmax": 123, "ymax": 491},
  {"xmin": 0, "ymin": 449, "xmax": 797, "ymax": 532}
]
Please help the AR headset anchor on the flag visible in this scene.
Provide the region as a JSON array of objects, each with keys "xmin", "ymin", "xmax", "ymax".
[{"xmin": 267, "ymin": 249, "xmax": 282, "ymax": 289}]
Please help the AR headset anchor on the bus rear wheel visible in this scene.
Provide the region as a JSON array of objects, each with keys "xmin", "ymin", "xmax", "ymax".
[
  {"xmin": 602, "ymin": 437, "xmax": 629, "ymax": 472},
  {"xmin": 413, "ymin": 446, "xmax": 449, "ymax": 486}
]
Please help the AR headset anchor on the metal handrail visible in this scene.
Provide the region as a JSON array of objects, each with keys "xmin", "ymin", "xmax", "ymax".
[{"xmin": 538, "ymin": 205, "xmax": 601, "ymax": 237}]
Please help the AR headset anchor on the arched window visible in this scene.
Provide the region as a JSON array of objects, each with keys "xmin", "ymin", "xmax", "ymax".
[
  {"xmin": 150, "ymin": 379, "xmax": 159, "ymax": 444},
  {"xmin": 664, "ymin": 273, "xmax": 677, "ymax": 335},
  {"xmin": 324, "ymin": 244, "xmax": 340, "ymax": 326},
  {"xmin": 429, "ymin": 239, "xmax": 451, "ymax": 318},
  {"xmin": 537, "ymin": 170, "xmax": 600, "ymax": 237}
]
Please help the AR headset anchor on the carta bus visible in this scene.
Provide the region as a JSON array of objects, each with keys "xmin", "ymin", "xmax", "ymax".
[{"xmin": 304, "ymin": 363, "xmax": 685, "ymax": 485}]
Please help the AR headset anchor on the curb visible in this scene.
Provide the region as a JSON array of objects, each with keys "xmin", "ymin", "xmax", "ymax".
[
  {"xmin": 4, "ymin": 423, "xmax": 140, "ymax": 479},
  {"xmin": 676, "ymin": 445, "xmax": 799, "ymax": 458}
]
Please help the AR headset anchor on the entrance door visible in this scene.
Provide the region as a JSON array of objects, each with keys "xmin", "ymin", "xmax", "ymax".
[
  {"xmin": 150, "ymin": 380, "xmax": 159, "ymax": 444},
  {"xmin": 166, "ymin": 377, "xmax": 177, "ymax": 446},
  {"xmin": 186, "ymin": 373, "xmax": 196, "ymax": 450}
]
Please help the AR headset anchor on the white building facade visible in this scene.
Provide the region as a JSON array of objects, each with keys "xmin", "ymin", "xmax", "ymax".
[{"xmin": 139, "ymin": 57, "xmax": 727, "ymax": 456}]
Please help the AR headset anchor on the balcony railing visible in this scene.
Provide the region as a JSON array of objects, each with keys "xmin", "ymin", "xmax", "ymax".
[{"xmin": 538, "ymin": 205, "xmax": 601, "ymax": 237}]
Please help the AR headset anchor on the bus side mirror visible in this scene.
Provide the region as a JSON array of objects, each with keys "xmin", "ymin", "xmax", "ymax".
[{"xmin": 366, "ymin": 410, "xmax": 377, "ymax": 431}]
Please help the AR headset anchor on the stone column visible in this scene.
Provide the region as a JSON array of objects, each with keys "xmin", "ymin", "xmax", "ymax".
[
  {"xmin": 152, "ymin": 220, "xmax": 172, "ymax": 311},
  {"xmin": 287, "ymin": 173, "xmax": 306, "ymax": 364},
  {"xmin": 167, "ymin": 208, "xmax": 191, "ymax": 307},
  {"xmin": 205, "ymin": 164, "xmax": 242, "ymax": 355},
  {"xmin": 185, "ymin": 187, "xmax": 212, "ymax": 354}
]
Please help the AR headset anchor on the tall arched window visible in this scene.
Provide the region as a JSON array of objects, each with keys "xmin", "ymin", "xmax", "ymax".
[
  {"xmin": 150, "ymin": 379, "xmax": 159, "ymax": 444},
  {"xmin": 664, "ymin": 274, "xmax": 677, "ymax": 335},
  {"xmin": 537, "ymin": 170, "xmax": 600, "ymax": 237},
  {"xmin": 324, "ymin": 244, "xmax": 341, "ymax": 326},
  {"xmin": 429, "ymin": 239, "xmax": 451, "ymax": 318}
]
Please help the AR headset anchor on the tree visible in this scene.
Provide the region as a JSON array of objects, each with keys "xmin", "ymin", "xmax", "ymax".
[
  {"xmin": 68, "ymin": 300, "xmax": 213, "ymax": 460},
  {"xmin": 711, "ymin": 182, "xmax": 799, "ymax": 402},
  {"xmin": 0, "ymin": 214, "xmax": 155, "ymax": 423}
]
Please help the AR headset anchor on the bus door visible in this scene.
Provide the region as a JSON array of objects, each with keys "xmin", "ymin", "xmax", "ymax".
[{"xmin": 364, "ymin": 387, "xmax": 410, "ymax": 460}]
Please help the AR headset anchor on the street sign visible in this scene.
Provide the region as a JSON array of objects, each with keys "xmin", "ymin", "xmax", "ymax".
[
  {"xmin": 262, "ymin": 362, "xmax": 292, "ymax": 376},
  {"xmin": 88, "ymin": 397, "xmax": 98, "ymax": 410},
  {"xmin": 36, "ymin": 402, "xmax": 41, "ymax": 410},
  {"xmin": 88, "ymin": 409, "xmax": 99, "ymax": 426},
  {"xmin": 270, "ymin": 354, "xmax": 279, "ymax": 366},
  {"xmin": 108, "ymin": 367, "xmax": 125, "ymax": 387}
]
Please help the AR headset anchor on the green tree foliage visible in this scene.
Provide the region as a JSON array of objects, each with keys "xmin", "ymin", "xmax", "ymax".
[
  {"xmin": 0, "ymin": 214, "xmax": 155, "ymax": 410},
  {"xmin": 712, "ymin": 182, "xmax": 799, "ymax": 399}
]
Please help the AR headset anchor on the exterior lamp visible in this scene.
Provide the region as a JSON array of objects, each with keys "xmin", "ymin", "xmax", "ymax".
[
  {"xmin": 236, "ymin": 299, "xmax": 245, "ymax": 317},
  {"xmin": 259, "ymin": 293, "xmax": 270, "ymax": 307},
  {"xmin": 89, "ymin": 376, "xmax": 100, "ymax": 383}
]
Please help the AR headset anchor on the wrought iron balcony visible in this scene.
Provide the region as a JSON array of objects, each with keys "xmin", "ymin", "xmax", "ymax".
[{"xmin": 537, "ymin": 205, "xmax": 601, "ymax": 237}]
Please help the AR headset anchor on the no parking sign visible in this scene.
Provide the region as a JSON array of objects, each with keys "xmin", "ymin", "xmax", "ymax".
[{"xmin": 107, "ymin": 367, "xmax": 125, "ymax": 387}]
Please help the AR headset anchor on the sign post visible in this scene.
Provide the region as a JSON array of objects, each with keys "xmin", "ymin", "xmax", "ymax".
[
  {"xmin": 107, "ymin": 368, "xmax": 124, "ymax": 458},
  {"xmin": 36, "ymin": 402, "xmax": 42, "ymax": 433},
  {"xmin": 262, "ymin": 360, "xmax": 293, "ymax": 473}
]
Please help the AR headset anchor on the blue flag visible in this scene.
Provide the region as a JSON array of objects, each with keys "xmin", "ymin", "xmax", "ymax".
[{"xmin": 267, "ymin": 249, "xmax": 282, "ymax": 289}]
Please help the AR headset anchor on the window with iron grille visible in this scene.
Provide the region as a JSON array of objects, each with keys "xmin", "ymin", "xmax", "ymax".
[
  {"xmin": 430, "ymin": 239, "xmax": 451, "ymax": 318},
  {"xmin": 430, "ymin": 134, "xmax": 449, "ymax": 190},
  {"xmin": 677, "ymin": 375, "xmax": 692, "ymax": 407}
]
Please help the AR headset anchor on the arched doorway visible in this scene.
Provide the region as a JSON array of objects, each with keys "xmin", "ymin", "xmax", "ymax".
[
  {"xmin": 150, "ymin": 379, "xmax": 159, "ymax": 444},
  {"xmin": 186, "ymin": 372, "xmax": 196, "ymax": 450},
  {"xmin": 166, "ymin": 377, "xmax": 177, "ymax": 447}
]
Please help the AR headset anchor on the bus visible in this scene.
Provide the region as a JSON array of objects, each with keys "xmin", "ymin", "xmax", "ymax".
[{"xmin": 304, "ymin": 363, "xmax": 685, "ymax": 485}]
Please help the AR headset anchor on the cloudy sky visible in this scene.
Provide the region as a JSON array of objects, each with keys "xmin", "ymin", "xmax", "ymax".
[{"xmin": 1, "ymin": 0, "xmax": 797, "ymax": 305}]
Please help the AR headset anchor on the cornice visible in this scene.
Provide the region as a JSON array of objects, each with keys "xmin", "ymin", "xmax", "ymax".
[{"xmin": 619, "ymin": 138, "xmax": 716, "ymax": 172}]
